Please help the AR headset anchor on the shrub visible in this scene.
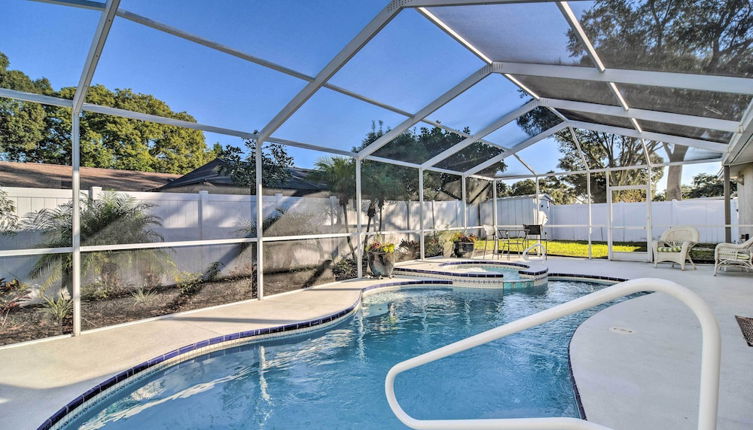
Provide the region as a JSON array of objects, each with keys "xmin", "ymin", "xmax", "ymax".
[
  {"xmin": 25, "ymin": 192, "xmax": 173, "ymax": 295},
  {"xmin": 43, "ymin": 296, "xmax": 72, "ymax": 325}
]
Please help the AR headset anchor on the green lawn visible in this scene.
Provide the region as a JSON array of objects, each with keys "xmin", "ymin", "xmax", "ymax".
[{"xmin": 474, "ymin": 239, "xmax": 715, "ymax": 261}]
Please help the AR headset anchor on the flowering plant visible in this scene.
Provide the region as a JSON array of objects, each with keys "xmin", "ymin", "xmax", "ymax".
[
  {"xmin": 452, "ymin": 232, "xmax": 478, "ymax": 242},
  {"xmin": 368, "ymin": 241, "xmax": 395, "ymax": 253}
]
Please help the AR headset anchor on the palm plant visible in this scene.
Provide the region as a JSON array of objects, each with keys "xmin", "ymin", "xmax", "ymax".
[
  {"xmin": 0, "ymin": 189, "xmax": 18, "ymax": 234},
  {"xmin": 25, "ymin": 192, "xmax": 171, "ymax": 295},
  {"xmin": 308, "ymin": 157, "xmax": 357, "ymax": 261}
]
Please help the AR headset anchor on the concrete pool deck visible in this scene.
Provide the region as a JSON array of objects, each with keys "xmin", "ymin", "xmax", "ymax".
[{"xmin": 0, "ymin": 257, "xmax": 751, "ymax": 429}]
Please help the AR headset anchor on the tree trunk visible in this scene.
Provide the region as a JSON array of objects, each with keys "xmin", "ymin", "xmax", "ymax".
[
  {"xmin": 378, "ymin": 202, "xmax": 384, "ymax": 232},
  {"xmin": 363, "ymin": 201, "xmax": 376, "ymax": 252},
  {"xmin": 665, "ymin": 145, "xmax": 689, "ymax": 201},
  {"xmin": 341, "ymin": 203, "xmax": 357, "ymax": 262}
]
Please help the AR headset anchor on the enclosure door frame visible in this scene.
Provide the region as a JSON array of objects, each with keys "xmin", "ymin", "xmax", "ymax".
[{"xmin": 607, "ymin": 182, "xmax": 653, "ymax": 262}]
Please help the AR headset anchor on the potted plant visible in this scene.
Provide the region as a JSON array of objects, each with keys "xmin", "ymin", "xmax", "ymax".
[
  {"xmin": 399, "ymin": 239, "xmax": 420, "ymax": 261},
  {"xmin": 452, "ymin": 232, "xmax": 477, "ymax": 258},
  {"xmin": 367, "ymin": 237, "xmax": 396, "ymax": 278}
]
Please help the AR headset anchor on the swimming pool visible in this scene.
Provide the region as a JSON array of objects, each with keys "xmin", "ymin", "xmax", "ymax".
[{"xmin": 62, "ymin": 281, "xmax": 629, "ymax": 429}]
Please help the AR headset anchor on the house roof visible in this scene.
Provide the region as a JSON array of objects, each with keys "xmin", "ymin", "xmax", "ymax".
[
  {"xmin": 497, "ymin": 193, "xmax": 554, "ymax": 202},
  {"xmin": 0, "ymin": 161, "xmax": 180, "ymax": 191},
  {"xmin": 157, "ymin": 158, "xmax": 326, "ymax": 193}
]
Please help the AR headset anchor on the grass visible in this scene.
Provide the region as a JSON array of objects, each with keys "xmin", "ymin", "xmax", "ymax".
[
  {"xmin": 476, "ymin": 239, "xmax": 644, "ymax": 258},
  {"xmin": 475, "ymin": 239, "xmax": 716, "ymax": 261}
]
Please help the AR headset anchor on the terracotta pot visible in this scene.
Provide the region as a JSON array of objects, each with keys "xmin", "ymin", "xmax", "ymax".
[
  {"xmin": 453, "ymin": 241, "xmax": 475, "ymax": 258},
  {"xmin": 368, "ymin": 251, "xmax": 396, "ymax": 278}
]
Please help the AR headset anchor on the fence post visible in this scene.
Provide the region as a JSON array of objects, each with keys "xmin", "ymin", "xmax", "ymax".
[
  {"xmin": 329, "ymin": 195, "xmax": 338, "ymax": 227},
  {"xmin": 198, "ymin": 190, "xmax": 208, "ymax": 269},
  {"xmin": 88, "ymin": 186, "xmax": 102, "ymax": 202}
]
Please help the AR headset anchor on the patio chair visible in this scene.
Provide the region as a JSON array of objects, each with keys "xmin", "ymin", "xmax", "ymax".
[
  {"xmin": 652, "ymin": 226, "xmax": 699, "ymax": 271},
  {"xmin": 714, "ymin": 237, "xmax": 753, "ymax": 276},
  {"xmin": 481, "ymin": 225, "xmax": 499, "ymax": 260},
  {"xmin": 498, "ymin": 226, "xmax": 528, "ymax": 260}
]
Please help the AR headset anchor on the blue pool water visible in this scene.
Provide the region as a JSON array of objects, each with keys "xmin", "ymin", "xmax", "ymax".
[
  {"xmin": 63, "ymin": 281, "xmax": 628, "ymax": 429},
  {"xmin": 474, "ymin": 265, "xmax": 523, "ymax": 279}
]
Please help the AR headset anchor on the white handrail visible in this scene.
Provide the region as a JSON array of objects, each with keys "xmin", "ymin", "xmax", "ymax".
[
  {"xmin": 522, "ymin": 243, "xmax": 546, "ymax": 260},
  {"xmin": 385, "ymin": 278, "xmax": 720, "ymax": 430}
]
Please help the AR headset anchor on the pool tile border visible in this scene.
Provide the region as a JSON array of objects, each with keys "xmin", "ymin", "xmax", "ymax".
[
  {"xmin": 38, "ymin": 274, "xmax": 629, "ymax": 430},
  {"xmin": 37, "ymin": 279, "xmax": 450, "ymax": 430},
  {"xmin": 394, "ymin": 260, "xmax": 548, "ymax": 288}
]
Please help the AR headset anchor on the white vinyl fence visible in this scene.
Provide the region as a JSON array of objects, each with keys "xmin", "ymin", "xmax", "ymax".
[
  {"xmin": 0, "ymin": 187, "xmax": 463, "ymax": 285},
  {"xmin": 0, "ymin": 186, "xmax": 738, "ymax": 286},
  {"xmin": 546, "ymin": 198, "xmax": 738, "ymax": 243}
]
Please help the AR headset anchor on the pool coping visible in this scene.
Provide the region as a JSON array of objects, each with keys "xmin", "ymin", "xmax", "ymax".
[
  {"xmin": 39, "ymin": 274, "xmax": 626, "ymax": 430},
  {"xmin": 393, "ymin": 260, "xmax": 549, "ymax": 288}
]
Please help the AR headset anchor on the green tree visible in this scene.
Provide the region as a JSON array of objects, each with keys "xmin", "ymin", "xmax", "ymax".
[
  {"xmin": 357, "ymin": 124, "xmax": 502, "ymax": 237},
  {"xmin": 570, "ymin": 0, "xmax": 752, "ymax": 200},
  {"xmin": 0, "ymin": 51, "xmax": 220, "ymax": 174},
  {"xmin": 0, "ymin": 53, "xmax": 52, "ymax": 162},
  {"xmin": 557, "ymin": 129, "xmax": 664, "ymax": 202},
  {"xmin": 497, "ymin": 176, "xmax": 578, "ymax": 205},
  {"xmin": 219, "ymin": 140, "xmax": 293, "ymax": 190},
  {"xmin": 685, "ymin": 173, "xmax": 736, "ymax": 199}
]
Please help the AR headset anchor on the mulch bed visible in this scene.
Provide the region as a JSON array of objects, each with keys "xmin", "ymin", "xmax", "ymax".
[{"xmin": 1, "ymin": 277, "xmax": 254, "ymax": 346}]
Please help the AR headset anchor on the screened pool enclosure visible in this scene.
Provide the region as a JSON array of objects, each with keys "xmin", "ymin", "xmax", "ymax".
[{"xmin": 0, "ymin": 0, "xmax": 751, "ymax": 344}]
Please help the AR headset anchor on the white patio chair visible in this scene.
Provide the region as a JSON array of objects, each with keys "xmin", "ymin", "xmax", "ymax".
[
  {"xmin": 714, "ymin": 237, "xmax": 753, "ymax": 276},
  {"xmin": 652, "ymin": 226, "xmax": 699, "ymax": 271},
  {"xmin": 481, "ymin": 225, "xmax": 499, "ymax": 260}
]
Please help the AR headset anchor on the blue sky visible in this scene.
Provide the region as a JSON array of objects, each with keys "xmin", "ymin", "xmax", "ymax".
[{"xmin": 0, "ymin": 0, "xmax": 718, "ymax": 188}]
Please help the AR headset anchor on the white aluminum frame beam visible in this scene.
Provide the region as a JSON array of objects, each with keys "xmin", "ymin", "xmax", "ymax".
[
  {"xmin": 569, "ymin": 121, "xmax": 727, "ymax": 153},
  {"xmin": 503, "ymin": 122, "xmax": 568, "ymax": 156},
  {"xmin": 540, "ymin": 98, "xmax": 740, "ymax": 133},
  {"xmin": 0, "ymin": 85, "xmax": 500, "ymax": 180},
  {"xmin": 357, "ymin": 65, "xmax": 492, "ymax": 158},
  {"xmin": 421, "ymin": 100, "xmax": 539, "ymax": 167},
  {"xmin": 567, "ymin": 126, "xmax": 591, "ymax": 171},
  {"xmin": 725, "ymin": 99, "xmax": 753, "ymax": 165},
  {"xmin": 39, "ymin": 0, "xmax": 736, "ymax": 172},
  {"xmin": 403, "ymin": 0, "xmax": 591, "ymax": 6},
  {"xmin": 465, "ymin": 122, "xmax": 567, "ymax": 175},
  {"xmin": 83, "ymin": 102, "xmax": 256, "ymax": 139},
  {"xmin": 495, "ymin": 157, "xmax": 723, "ymax": 179},
  {"xmin": 557, "ymin": 1, "xmax": 604, "ymax": 71},
  {"xmin": 254, "ymin": 1, "xmax": 401, "ymax": 146},
  {"xmin": 69, "ymin": 0, "xmax": 121, "ymax": 336},
  {"xmin": 493, "ymin": 62, "xmax": 753, "ymax": 95},
  {"xmin": 0, "ymin": 85, "xmax": 501, "ymax": 162},
  {"xmin": 0, "ymin": 87, "xmax": 72, "ymax": 108},
  {"xmin": 34, "ymin": 0, "xmax": 513, "ymax": 156}
]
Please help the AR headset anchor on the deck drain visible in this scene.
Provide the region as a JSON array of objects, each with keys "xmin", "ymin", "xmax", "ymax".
[{"xmin": 610, "ymin": 326, "xmax": 634, "ymax": 335}]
